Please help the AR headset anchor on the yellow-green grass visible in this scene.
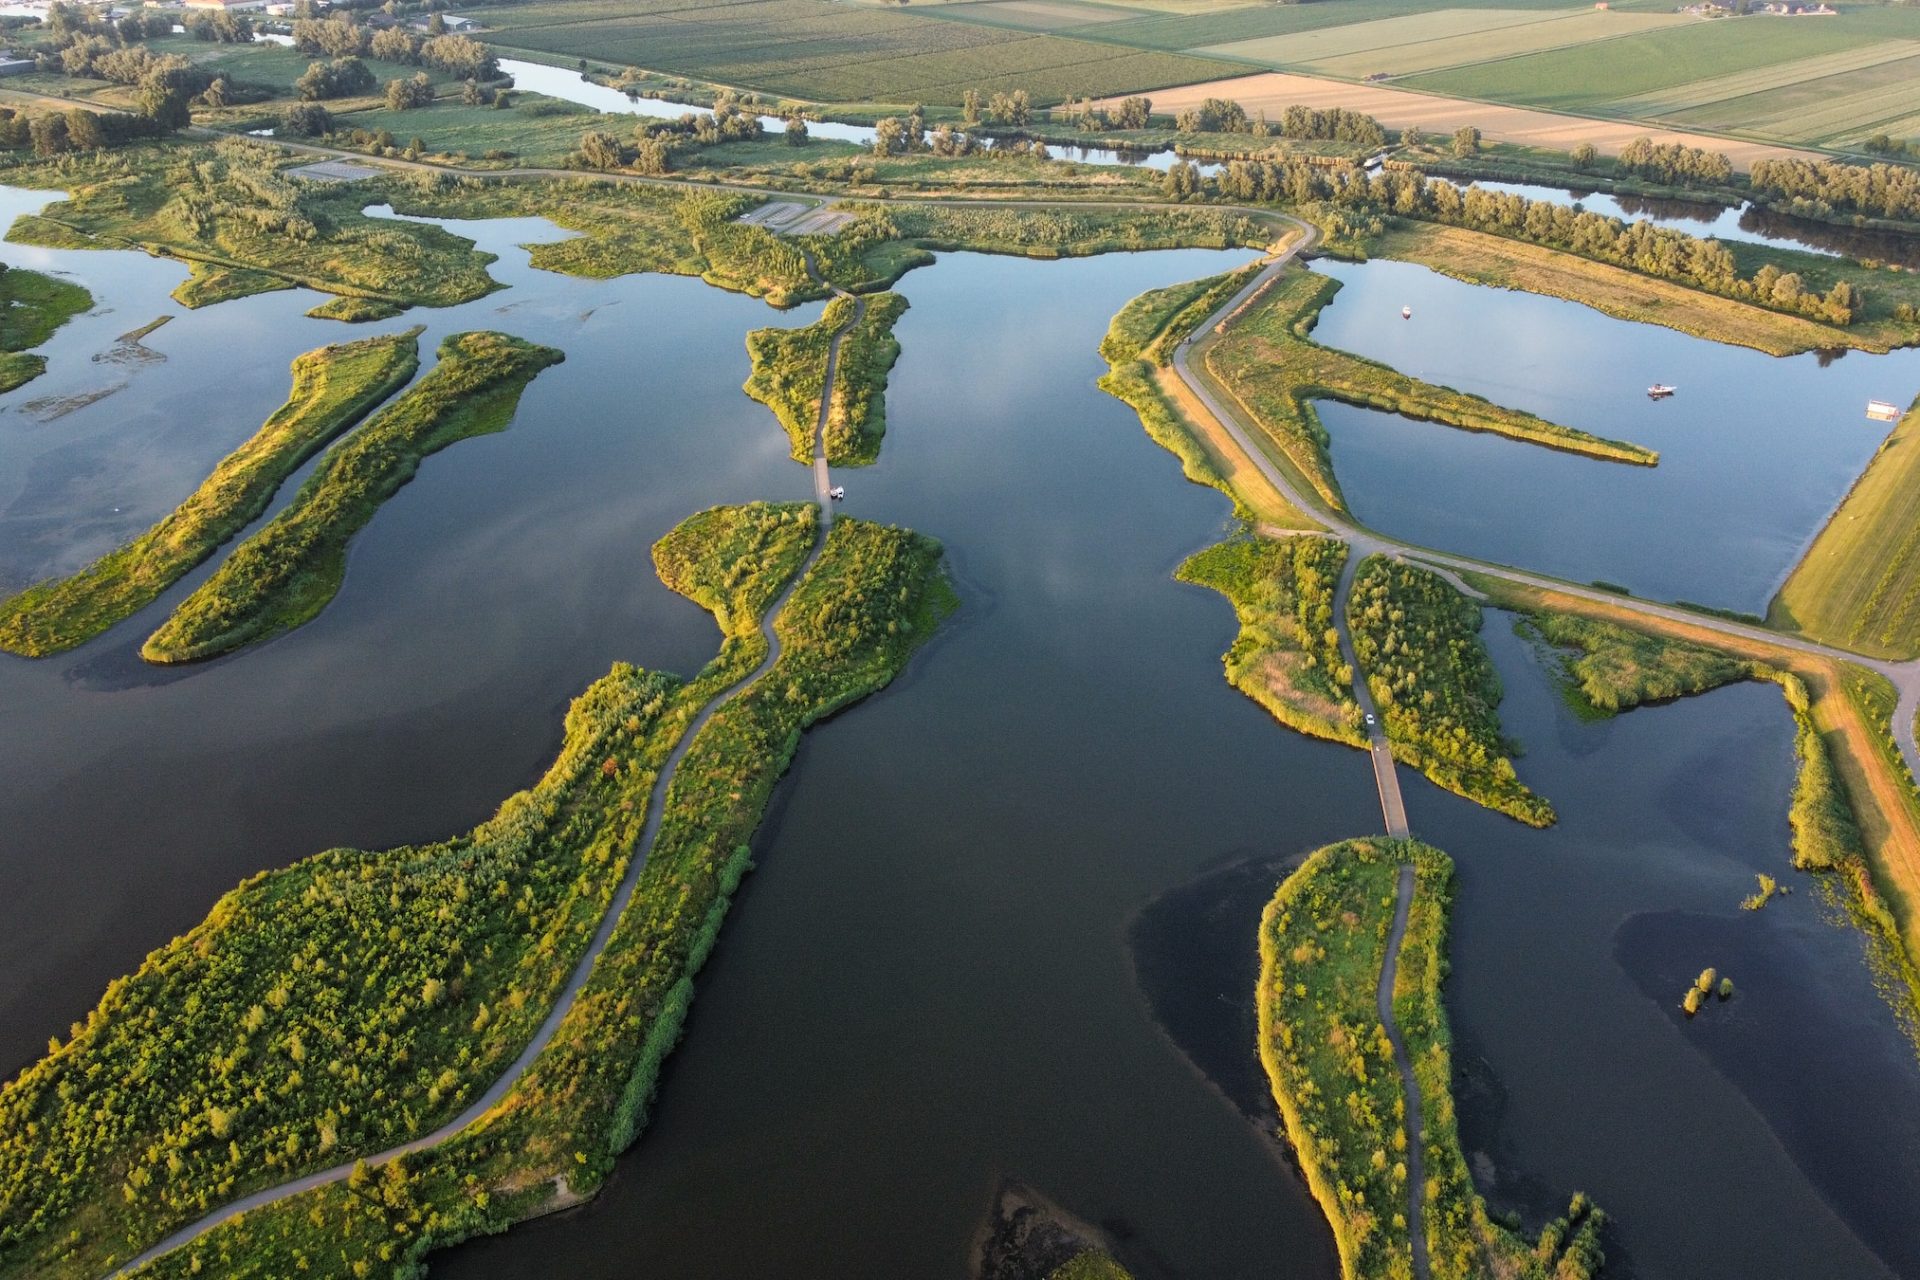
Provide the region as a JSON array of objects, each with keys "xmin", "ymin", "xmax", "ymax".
[
  {"xmin": 1524, "ymin": 609, "xmax": 1754, "ymax": 716},
  {"xmin": 1049, "ymin": 1251, "xmax": 1136, "ymax": 1280},
  {"xmin": 0, "ymin": 264, "xmax": 90, "ymax": 392},
  {"xmin": 1372, "ymin": 221, "xmax": 1893, "ymax": 355},
  {"xmin": 1197, "ymin": 7, "xmax": 1570, "ymax": 64},
  {"xmin": 1202, "ymin": 265, "xmax": 1653, "ymax": 511},
  {"xmin": 0, "ymin": 330, "xmax": 422, "ymax": 658},
  {"xmin": 1662, "ymin": 53, "xmax": 1920, "ymax": 145},
  {"xmin": 1603, "ymin": 40, "xmax": 1920, "ymax": 118},
  {"xmin": 1179, "ymin": 534, "xmax": 1362, "ymax": 746},
  {"xmin": 142, "ymin": 331, "xmax": 561, "ymax": 664},
  {"xmin": 1403, "ymin": 16, "xmax": 1886, "ymax": 113},
  {"xmin": 0, "ymin": 502, "xmax": 821, "ymax": 1280},
  {"xmin": 330, "ymin": 93, "xmax": 604, "ymax": 170},
  {"xmin": 306, "ymin": 295, "xmax": 407, "ymax": 323},
  {"xmin": 1258, "ymin": 837, "xmax": 1605, "ymax": 1280},
  {"xmin": 98, "ymin": 516, "xmax": 953, "ymax": 1280},
  {"xmin": 171, "ymin": 262, "xmax": 292, "ymax": 310},
  {"xmin": 1771, "ymin": 395, "xmax": 1920, "ymax": 660},
  {"xmin": 1351, "ymin": 555, "xmax": 1555, "ymax": 826}
]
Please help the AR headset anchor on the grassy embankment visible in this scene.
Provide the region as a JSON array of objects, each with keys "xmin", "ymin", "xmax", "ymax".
[
  {"xmin": 1770, "ymin": 393, "xmax": 1920, "ymax": 660},
  {"xmin": 1202, "ymin": 267, "xmax": 1655, "ymax": 512},
  {"xmin": 141, "ymin": 331, "xmax": 562, "ymax": 663},
  {"xmin": 1179, "ymin": 535, "xmax": 1362, "ymax": 747},
  {"xmin": 1097, "ymin": 269, "xmax": 1315, "ymax": 530},
  {"xmin": 1483, "ymin": 576, "xmax": 1920, "ymax": 1035},
  {"xmin": 0, "ymin": 331, "xmax": 422, "ymax": 657},
  {"xmin": 307, "ymin": 296, "xmax": 408, "ymax": 323},
  {"xmin": 0, "ymin": 140, "xmax": 501, "ymax": 310},
  {"xmin": 1350, "ymin": 556, "xmax": 1555, "ymax": 826},
  {"xmin": 0, "ymin": 502, "xmax": 820, "ymax": 1280},
  {"xmin": 1258, "ymin": 837, "xmax": 1605, "ymax": 1280},
  {"xmin": 744, "ymin": 292, "xmax": 909, "ymax": 466},
  {"xmin": 1371, "ymin": 221, "xmax": 1909, "ymax": 356},
  {"xmin": 85, "ymin": 513, "xmax": 953, "ymax": 1280},
  {"xmin": 0, "ymin": 263, "xmax": 91, "ymax": 391}
]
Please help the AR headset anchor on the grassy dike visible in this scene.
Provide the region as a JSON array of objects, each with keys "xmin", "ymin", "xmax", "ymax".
[
  {"xmin": 0, "ymin": 503, "xmax": 820, "ymax": 1280},
  {"xmin": 96, "ymin": 513, "xmax": 953, "ymax": 1280},
  {"xmin": 1770, "ymin": 393, "xmax": 1920, "ymax": 660},
  {"xmin": 0, "ymin": 263, "xmax": 91, "ymax": 392},
  {"xmin": 1350, "ymin": 557, "xmax": 1555, "ymax": 827},
  {"xmin": 744, "ymin": 292, "xmax": 909, "ymax": 466},
  {"xmin": 1203, "ymin": 268, "xmax": 1655, "ymax": 511},
  {"xmin": 1179, "ymin": 535, "xmax": 1363, "ymax": 748},
  {"xmin": 140, "ymin": 331, "xmax": 561, "ymax": 664},
  {"xmin": 1372, "ymin": 222, "xmax": 1890, "ymax": 358},
  {"xmin": 1258, "ymin": 837, "xmax": 1605, "ymax": 1280},
  {"xmin": 0, "ymin": 331, "xmax": 423, "ymax": 658}
]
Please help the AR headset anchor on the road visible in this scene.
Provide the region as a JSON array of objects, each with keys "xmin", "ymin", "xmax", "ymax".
[
  {"xmin": 1335, "ymin": 548, "xmax": 1410, "ymax": 839},
  {"xmin": 104, "ymin": 269, "xmax": 858, "ymax": 1280},
  {"xmin": 1376, "ymin": 862, "xmax": 1431, "ymax": 1280}
]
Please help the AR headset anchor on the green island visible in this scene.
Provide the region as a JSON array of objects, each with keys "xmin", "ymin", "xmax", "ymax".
[
  {"xmin": 0, "ymin": 261, "xmax": 91, "ymax": 391},
  {"xmin": 744, "ymin": 291, "xmax": 909, "ymax": 466},
  {"xmin": 306, "ymin": 296, "xmax": 407, "ymax": 323},
  {"xmin": 0, "ymin": 502, "xmax": 953, "ymax": 1279},
  {"xmin": 0, "ymin": 329, "xmax": 422, "ymax": 657},
  {"xmin": 1258, "ymin": 836, "xmax": 1604, "ymax": 1280},
  {"xmin": 1179, "ymin": 534, "xmax": 1361, "ymax": 748},
  {"xmin": 1771, "ymin": 394, "xmax": 1920, "ymax": 659},
  {"xmin": 1350, "ymin": 557, "xmax": 1554, "ymax": 828},
  {"xmin": 1522, "ymin": 610, "xmax": 1755, "ymax": 718},
  {"xmin": 1202, "ymin": 268, "xmax": 1656, "ymax": 512},
  {"xmin": 140, "ymin": 330, "xmax": 560, "ymax": 664},
  {"xmin": 1050, "ymin": 1253, "xmax": 1134, "ymax": 1280}
]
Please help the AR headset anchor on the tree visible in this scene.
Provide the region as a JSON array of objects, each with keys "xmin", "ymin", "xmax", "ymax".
[
  {"xmin": 784, "ymin": 114, "xmax": 808, "ymax": 147},
  {"xmin": 1452, "ymin": 125, "xmax": 1480, "ymax": 158},
  {"xmin": 961, "ymin": 87, "xmax": 981, "ymax": 126},
  {"xmin": 28, "ymin": 111, "xmax": 68, "ymax": 157},
  {"xmin": 281, "ymin": 101, "xmax": 333, "ymax": 137},
  {"xmin": 370, "ymin": 27, "xmax": 422, "ymax": 65},
  {"xmin": 428, "ymin": 11, "xmax": 447, "ymax": 34},
  {"xmin": 872, "ymin": 115, "xmax": 906, "ymax": 156},
  {"xmin": 1113, "ymin": 95, "xmax": 1150, "ymax": 130},
  {"xmin": 1571, "ymin": 141, "xmax": 1597, "ymax": 171},
  {"xmin": 385, "ymin": 72, "xmax": 433, "ymax": 111},
  {"xmin": 64, "ymin": 107, "xmax": 102, "ymax": 149},
  {"xmin": 576, "ymin": 129, "xmax": 624, "ymax": 170},
  {"xmin": 1400, "ymin": 125, "xmax": 1423, "ymax": 149}
]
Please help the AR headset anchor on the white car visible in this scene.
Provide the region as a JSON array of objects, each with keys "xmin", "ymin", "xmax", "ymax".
[{"xmin": 1364, "ymin": 712, "xmax": 1376, "ymax": 726}]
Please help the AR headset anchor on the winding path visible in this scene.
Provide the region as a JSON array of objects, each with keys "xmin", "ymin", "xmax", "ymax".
[
  {"xmin": 1376, "ymin": 862, "xmax": 1430, "ymax": 1280},
  {"xmin": 103, "ymin": 273, "xmax": 865, "ymax": 1280}
]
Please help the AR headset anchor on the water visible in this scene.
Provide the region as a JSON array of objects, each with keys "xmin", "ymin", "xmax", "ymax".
[
  {"xmin": 5, "ymin": 189, "xmax": 1920, "ymax": 1280},
  {"xmin": 1304, "ymin": 255, "xmax": 1920, "ymax": 612}
]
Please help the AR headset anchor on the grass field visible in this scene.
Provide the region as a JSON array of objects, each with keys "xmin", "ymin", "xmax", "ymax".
[
  {"xmin": 923, "ymin": 0, "xmax": 1132, "ymax": 32},
  {"xmin": 472, "ymin": 0, "xmax": 1242, "ymax": 104},
  {"xmin": 1661, "ymin": 52, "xmax": 1920, "ymax": 145},
  {"xmin": 1771, "ymin": 395, "xmax": 1920, "ymax": 660},
  {"xmin": 1604, "ymin": 40, "xmax": 1920, "ymax": 117}
]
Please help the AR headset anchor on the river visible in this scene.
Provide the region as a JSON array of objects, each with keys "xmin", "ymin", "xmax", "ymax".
[{"xmin": 3, "ymin": 185, "xmax": 1920, "ymax": 1280}]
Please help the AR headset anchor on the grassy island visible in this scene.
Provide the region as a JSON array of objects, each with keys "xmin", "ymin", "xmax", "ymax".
[
  {"xmin": 744, "ymin": 292, "xmax": 909, "ymax": 466},
  {"xmin": 1179, "ymin": 535, "xmax": 1362, "ymax": 747},
  {"xmin": 1523, "ymin": 611, "xmax": 1755, "ymax": 717},
  {"xmin": 1350, "ymin": 557, "xmax": 1554, "ymax": 826},
  {"xmin": 1770, "ymin": 394, "xmax": 1920, "ymax": 660},
  {"xmin": 1258, "ymin": 837, "xmax": 1605, "ymax": 1280},
  {"xmin": 141, "ymin": 331, "xmax": 561, "ymax": 664},
  {"xmin": 306, "ymin": 296, "xmax": 408, "ymax": 324},
  {"xmin": 0, "ymin": 331, "xmax": 422, "ymax": 658},
  {"xmin": 1203, "ymin": 268, "xmax": 1655, "ymax": 511},
  {"xmin": 0, "ymin": 502, "xmax": 954, "ymax": 1280},
  {"xmin": 0, "ymin": 263, "xmax": 91, "ymax": 392}
]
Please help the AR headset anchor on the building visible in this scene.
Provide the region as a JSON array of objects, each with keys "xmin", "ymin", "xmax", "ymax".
[{"xmin": 183, "ymin": 0, "xmax": 272, "ymax": 9}]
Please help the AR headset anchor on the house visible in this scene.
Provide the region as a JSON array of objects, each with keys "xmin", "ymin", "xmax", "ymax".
[{"xmin": 183, "ymin": 0, "xmax": 272, "ymax": 10}]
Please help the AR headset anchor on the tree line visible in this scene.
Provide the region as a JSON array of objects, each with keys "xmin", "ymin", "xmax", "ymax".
[
  {"xmin": 571, "ymin": 93, "xmax": 764, "ymax": 173},
  {"xmin": 1750, "ymin": 155, "xmax": 1920, "ymax": 224},
  {"xmin": 1615, "ymin": 136, "xmax": 1734, "ymax": 188}
]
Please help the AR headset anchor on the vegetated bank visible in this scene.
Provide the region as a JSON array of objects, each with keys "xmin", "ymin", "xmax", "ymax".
[
  {"xmin": 1096, "ymin": 268, "xmax": 1316, "ymax": 531},
  {"xmin": 1179, "ymin": 534, "xmax": 1362, "ymax": 747},
  {"xmin": 0, "ymin": 502, "xmax": 819, "ymax": 1280},
  {"xmin": 0, "ymin": 330, "xmax": 422, "ymax": 657},
  {"xmin": 1349, "ymin": 556, "xmax": 1555, "ymax": 826},
  {"xmin": 744, "ymin": 291, "xmax": 908, "ymax": 466},
  {"xmin": 73, "ymin": 511, "xmax": 953, "ymax": 1280},
  {"xmin": 0, "ymin": 261, "xmax": 91, "ymax": 391},
  {"xmin": 140, "ymin": 330, "xmax": 562, "ymax": 664},
  {"xmin": 1258, "ymin": 836, "xmax": 1604, "ymax": 1280},
  {"xmin": 1770, "ymin": 393, "xmax": 1920, "ymax": 660},
  {"xmin": 1201, "ymin": 267, "xmax": 1655, "ymax": 512},
  {"xmin": 1517, "ymin": 599, "xmax": 1920, "ymax": 1040}
]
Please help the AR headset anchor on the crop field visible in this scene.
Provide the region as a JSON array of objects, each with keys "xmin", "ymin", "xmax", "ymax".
[
  {"xmin": 923, "ymin": 0, "xmax": 1132, "ymax": 32},
  {"xmin": 1200, "ymin": 8, "xmax": 1686, "ymax": 80},
  {"xmin": 1603, "ymin": 41, "xmax": 1920, "ymax": 117},
  {"xmin": 1662, "ymin": 52, "xmax": 1920, "ymax": 145},
  {"xmin": 1402, "ymin": 17, "xmax": 1885, "ymax": 111},
  {"xmin": 472, "ymin": 0, "xmax": 1240, "ymax": 103}
]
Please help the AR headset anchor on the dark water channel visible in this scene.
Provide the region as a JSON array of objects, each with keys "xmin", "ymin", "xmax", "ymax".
[{"xmin": 3, "ymin": 189, "xmax": 1918, "ymax": 1280}]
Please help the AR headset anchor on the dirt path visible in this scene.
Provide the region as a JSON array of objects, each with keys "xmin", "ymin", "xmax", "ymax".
[{"xmin": 1376, "ymin": 861, "xmax": 1431, "ymax": 1280}]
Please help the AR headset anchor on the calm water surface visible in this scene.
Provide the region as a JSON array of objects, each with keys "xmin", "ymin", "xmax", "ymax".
[{"xmin": 3, "ymin": 186, "xmax": 1918, "ymax": 1279}]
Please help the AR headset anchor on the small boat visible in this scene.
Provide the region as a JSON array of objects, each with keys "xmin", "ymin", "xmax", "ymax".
[
  {"xmin": 828, "ymin": 485, "xmax": 845, "ymax": 501},
  {"xmin": 1868, "ymin": 399, "xmax": 1901, "ymax": 422},
  {"xmin": 1647, "ymin": 384, "xmax": 1676, "ymax": 399},
  {"xmin": 1401, "ymin": 306, "xmax": 1412, "ymax": 320}
]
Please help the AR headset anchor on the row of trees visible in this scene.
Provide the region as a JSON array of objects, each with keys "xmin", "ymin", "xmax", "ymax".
[
  {"xmin": 1615, "ymin": 136, "xmax": 1734, "ymax": 188},
  {"xmin": 295, "ymin": 55, "xmax": 376, "ymax": 102},
  {"xmin": 571, "ymin": 97, "xmax": 764, "ymax": 173},
  {"xmin": 0, "ymin": 104, "xmax": 167, "ymax": 157},
  {"xmin": 293, "ymin": 15, "xmax": 499, "ymax": 80},
  {"xmin": 1750, "ymin": 156, "xmax": 1920, "ymax": 224},
  {"xmin": 960, "ymin": 87, "xmax": 1032, "ymax": 128},
  {"xmin": 1055, "ymin": 94, "xmax": 1152, "ymax": 133}
]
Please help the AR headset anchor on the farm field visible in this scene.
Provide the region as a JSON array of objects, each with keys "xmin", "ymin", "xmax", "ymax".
[
  {"xmin": 1661, "ymin": 51, "xmax": 1920, "ymax": 145},
  {"xmin": 469, "ymin": 0, "xmax": 1243, "ymax": 103},
  {"xmin": 1098, "ymin": 73, "xmax": 1811, "ymax": 167},
  {"xmin": 1200, "ymin": 8, "xmax": 1689, "ymax": 80},
  {"xmin": 917, "ymin": 0, "xmax": 1135, "ymax": 32}
]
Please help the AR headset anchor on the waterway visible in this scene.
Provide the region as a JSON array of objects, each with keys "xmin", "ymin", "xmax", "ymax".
[{"xmin": 4, "ymin": 185, "xmax": 1920, "ymax": 1280}]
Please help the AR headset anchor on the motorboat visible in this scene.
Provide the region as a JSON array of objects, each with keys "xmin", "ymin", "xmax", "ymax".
[
  {"xmin": 1647, "ymin": 384, "xmax": 1676, "ymax": 399},
  {"xmin": 828, "ymin": 485, "xmax": 845, "ymax": 501}
]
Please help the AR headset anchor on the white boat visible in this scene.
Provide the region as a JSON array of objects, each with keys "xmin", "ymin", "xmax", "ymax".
[
  {"xmin": 1868, "ymin": 399, "xmax": 1901, "ymax": 422},
  {"xmin": 1401, "ymin": 306, "xmax": 1412, "ymax": 319},
  {"xmin": 1647, "ymin": 384, "xmax": 1676, "ymax": 399},
  {"xmin": 828, "ymin": 485, "xmax": 845, "ymax": 501}
]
